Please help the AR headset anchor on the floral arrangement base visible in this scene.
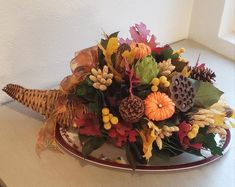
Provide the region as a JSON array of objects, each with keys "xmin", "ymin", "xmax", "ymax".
[{"xmin": 55, "ymin": 124, "xmax": 231, "ymax": 171}]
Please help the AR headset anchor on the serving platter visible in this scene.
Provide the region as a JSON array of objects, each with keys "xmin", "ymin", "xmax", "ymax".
[{"xmin": 55, "ymin": 124, "xmax": 231, "ymax": 171}]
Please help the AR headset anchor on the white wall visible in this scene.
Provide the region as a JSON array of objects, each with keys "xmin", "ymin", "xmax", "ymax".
[
  {"xmin": 189, "ymin": 0, "xmax": 235, "ymax": 61},
  {"xmin": 219, "ymin": 0, "xmax": 235, "ymax": 35},
  {"xmin": 0, "ymin": 0, "xmax": 193, "ymax": 103}
]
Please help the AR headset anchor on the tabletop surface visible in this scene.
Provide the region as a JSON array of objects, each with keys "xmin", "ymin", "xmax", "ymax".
[{"xmin": 0, "ymin": 39, "xmax": 234, "ymax": 187}]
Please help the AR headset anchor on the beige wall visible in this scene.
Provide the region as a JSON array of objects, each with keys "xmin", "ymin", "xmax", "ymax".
[
  {"xmin": 189, "ymin": 0, "xmax": 235, "ymax": 61},
  {"xmin": 0, "ymin": 0, "xmax": 194, "ymax": 103}
]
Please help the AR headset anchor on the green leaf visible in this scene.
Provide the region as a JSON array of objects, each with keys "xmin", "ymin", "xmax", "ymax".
[
  {"xmin": 203, "ymin": 133, "xmax": 223, "ymax": 156},
  {"xmin": 160, "ymin": 47, "xmax": 174, "ymax": 60},
  {"xmin": 192, "ymin": 127, "xmax": 221, "ymax": 157},
  {"xmin": 156, "ymin": 113, "xmax": 180, "ymax": 128},
  {"xmin": 79, "ymin": 134, "xmax": 92, "ymax": 144},
  {"xmin": 151, "ymin": 46, "xmax": 179, "ymax": 63},
  {"xmin": 171, "ymin": 53, "xmax": 180, "ymax": 60},
  {"xmin": 160, "ymin": 47, "xmax": 180, "ymax": 60},
  {"xmin": 125, "ymin": 143, "xmax": 137, "ymax": 170},
  {"xmin": 88, "ymin": 99, "xmax": 102, "ymax": 116},
  {"xmin": 129, "ymin": 142, "xmax": 147, "ymax": 164},
  {"xmin": 150, "ymin": 149, "xmax": 171, "ymax": 162},
  {"xmin": 82, "ymin": 137, "xmax": 105, "ymax": 157},
  {"xmin": 192, "ymin": 80, "xmax": 224, "ymax": 108},
  {"xmin": 133, "ymin": 84, "xmax": 151, "ymax": 99},
  {"xmin": 76, "ymin": 80, "xmax": 103, "ymax": 116},
  {"xmin": 194, "ymin": 133, "xmax": 206, "ymax": 143},
  {"xmin": 76, "ymin": 81, "xmax": 96, "ymax": 99},
  {"xmin": 162, "ymin": 138, "xmax": 183, "ymax": 156}
]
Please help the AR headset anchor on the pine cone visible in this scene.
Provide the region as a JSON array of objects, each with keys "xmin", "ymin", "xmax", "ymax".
[
  {"xmin": 119, "ymin": 96, "xmax": 144, "ymax": 123},
  {"xmin": 158, "ymin": 59, "xmax": 175, "ymax": 76},
  {"xmin": 189, "ymin": 66, "xmax": 216, "ymax": 83},
  {"xmin": 169, "ymin": 74, "xmax": 195, "ymax": 112}
]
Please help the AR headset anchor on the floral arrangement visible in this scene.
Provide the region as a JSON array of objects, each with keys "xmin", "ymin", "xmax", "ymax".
[
  {"xmin": 3, "ymin": 23, "xmax": 235, "ymax": 168},
  {"xmin": 71, "ymin": 22, "xmax": 235, "ymax": 165}
]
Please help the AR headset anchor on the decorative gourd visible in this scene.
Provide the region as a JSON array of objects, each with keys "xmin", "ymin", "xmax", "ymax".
[
  {"xmin": 130, "ymin": 42, "xmax": 151, "ymax": 59},
  {"xmin": 144, "ymin": 92, "xmax": 175, "ymax": 121}
]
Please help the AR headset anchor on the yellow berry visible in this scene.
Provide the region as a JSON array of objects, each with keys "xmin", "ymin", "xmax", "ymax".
[
  {"xmin": 179, "ymin": 48, "xmax": 185, "ymax": 53},
  {"xmin": 151, "ymin": 78, "xmax": 160, "ymax": 86},
  {"xmin": 192, "ymin": 128, "xmax": 199, "ymax": 134},
  {"xmin": 187, "ymin": 132, "xmax": 195, "ymax": 139},
  {"xmin": 159, "ymin": 76, "xmax": 167, "ymax": 83},
  {"xmin": 193, "ymin": 124, "xmax": 199, "ymax": 130},
  {"xmin": 164, "ymin": 81, "xmax": 170, "ymax": 87},
  {"xmin": 109, "ymin": 113, "xmax": 113, "ymax": 119},
  {"xmin": 103, "ymin": 115, "xmax": 110, "ymax": 123},
  {"xmin": 151, "ymin": 85, "xmax": 158, "ymax": 92},
  {"xmin": 104, "ymin": 122, "xmax": 112, "ymax": 130},
  {"xmin": 102, "ymin": 107, "xmax": 109, "ymax": 115},
  {"xmin": 110, "ymin": 116, "xmax": 119, "ymax": 125}
]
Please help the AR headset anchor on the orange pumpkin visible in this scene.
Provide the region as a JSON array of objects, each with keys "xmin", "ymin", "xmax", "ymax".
[
  {"xmin": 144, "ymin": 92, "xmax": 175, "ymax": 121},
  {"xmin": 130, "ymin": 42, "xmax": 151, "ymax": 59}
]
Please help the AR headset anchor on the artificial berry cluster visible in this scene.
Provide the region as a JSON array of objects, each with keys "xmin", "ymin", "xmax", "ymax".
[
  {"xmin": 151, "ymin": 76, "xmax": 170, "ymax": 92},
  {"xmin": 102, "ymin": 107, "xmax": 119, "ymax": 130}
]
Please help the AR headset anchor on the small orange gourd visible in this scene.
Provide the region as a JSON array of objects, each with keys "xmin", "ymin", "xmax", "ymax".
[
  {"xmin": 130, "ymin": 42, "xmax": 151, "ymax": 59},
  {"xmin": 144, "ymin": 92, "xmax": 175, "ymax": 121}
]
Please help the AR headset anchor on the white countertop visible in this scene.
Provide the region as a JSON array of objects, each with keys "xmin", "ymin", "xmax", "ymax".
[{"xmin": 0, "ymin": 40, "xmax": 235, "ymax": 187}]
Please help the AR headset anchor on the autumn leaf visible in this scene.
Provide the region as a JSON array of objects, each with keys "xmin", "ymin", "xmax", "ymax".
[
  {"xmin": 106, "ymin": 37, "xmax": 119, "ymax": 56},
  {"xmin": 82, "ymin": 137, "xmax": 105, "ymax": 157},
  {"xmin": 108, "ymin": 123, "xmax": 138, "ymax": 147},
  {"xmin": 194, "ymin": 81, "xmax": 224, "ymax": 108},
  {"xmin": 120, "ymin": 22, "xmax": 158, "ymax": 48},
  {"xmin": 75, "ymin": 113, "xmax": 101, "ymax": 136}
]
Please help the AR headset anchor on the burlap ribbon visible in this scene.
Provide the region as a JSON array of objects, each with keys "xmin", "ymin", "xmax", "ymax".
[{"xmin": 36, "ymin": 46, "xmax": 98, "ymax": 155}]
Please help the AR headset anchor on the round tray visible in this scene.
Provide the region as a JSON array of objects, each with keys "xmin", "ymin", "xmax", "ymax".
[{"xmin": 55, "ymin": 124, "xmax": 231, "ymax": 171}]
